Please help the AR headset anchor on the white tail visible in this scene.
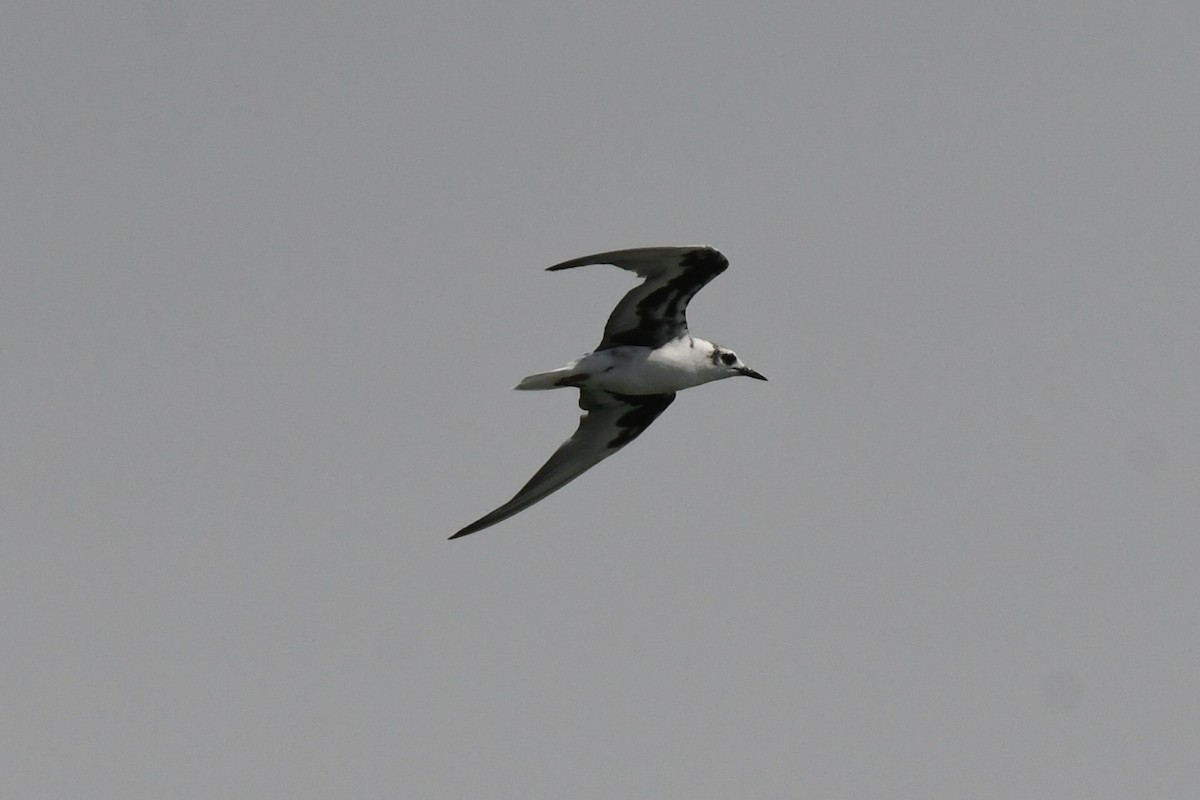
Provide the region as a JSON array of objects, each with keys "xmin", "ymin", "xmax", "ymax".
[{"xmin": 514, "ymin": 367, "xmax": 575, "ymax": 390}]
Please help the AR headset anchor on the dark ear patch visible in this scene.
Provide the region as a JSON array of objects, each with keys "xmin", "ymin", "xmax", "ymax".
[{"xmin": 710, "ymin": 348, "xmax": 736, "ymax": 366}]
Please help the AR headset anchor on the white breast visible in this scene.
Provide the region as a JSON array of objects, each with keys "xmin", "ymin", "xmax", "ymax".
[{"xmin": 579, "ymin": 339, "xmax": 723, "ymax": 394}]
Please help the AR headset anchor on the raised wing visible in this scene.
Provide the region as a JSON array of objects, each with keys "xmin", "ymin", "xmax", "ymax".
[
  {"xmin": 450, "ymin": 390, "xmax": 676, "ymax": 539},
  {"xmin": 547, "ymin": 246, "xmax": 729, "ymax": 351}
]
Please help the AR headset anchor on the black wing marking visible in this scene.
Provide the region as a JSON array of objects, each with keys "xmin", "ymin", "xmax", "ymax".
[
  {"xmin": 547, "ymin": 246, "xmax": 729, "ymax": 351},
  {"xmin": 449, "ymin": 390, "xmax": 676, "ymax": 539}
]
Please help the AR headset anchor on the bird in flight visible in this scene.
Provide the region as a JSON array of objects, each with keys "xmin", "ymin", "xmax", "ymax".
[{"xmin": 450, "ymin": 246, "xmax": 766, "ymax": 539}]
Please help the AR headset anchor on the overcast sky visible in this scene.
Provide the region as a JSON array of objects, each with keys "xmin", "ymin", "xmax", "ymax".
[{"xmin": 4, "ymin": 2, "xmax": 1199, "ymax": 798}]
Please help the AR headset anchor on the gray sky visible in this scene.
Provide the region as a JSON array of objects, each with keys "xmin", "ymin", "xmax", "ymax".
[{"xmin": 4, "ymin": 2, "xmax": 1199, "ymax": 797}]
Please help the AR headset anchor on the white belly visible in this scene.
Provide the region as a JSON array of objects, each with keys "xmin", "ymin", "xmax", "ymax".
[{"xmin": 577, "ymin": 340, "xmax": 718, "ymax": 395}]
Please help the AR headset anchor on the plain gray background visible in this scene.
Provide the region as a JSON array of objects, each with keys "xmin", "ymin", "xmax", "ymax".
[{"xmin": 4, "ymin": 2, "xmax": 1198, "ymax": 797}]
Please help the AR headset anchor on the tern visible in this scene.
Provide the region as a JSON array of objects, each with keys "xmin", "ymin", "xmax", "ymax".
[{"xmin": 450, "ymin": 246, "xmax": 765, "ymax": 539}]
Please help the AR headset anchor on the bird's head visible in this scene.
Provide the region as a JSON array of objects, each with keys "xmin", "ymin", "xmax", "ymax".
[{"xmin": 709, "ymin": 344, "xmax": 767, "ymax": 382}]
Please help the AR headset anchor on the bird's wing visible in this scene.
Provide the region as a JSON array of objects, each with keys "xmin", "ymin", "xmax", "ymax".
[
  {"xmin": 450, "ymin": 389, "xmax": 676, "ymax": 539},
  {"xmin": 547, "ymin": 246, "xmax": 729, "ymax": 351}
]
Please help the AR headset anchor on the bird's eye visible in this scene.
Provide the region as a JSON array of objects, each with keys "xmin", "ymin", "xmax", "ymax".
[{"xmin": 720, "ymin": 352, "xmax": 737, "ymax": 366}]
